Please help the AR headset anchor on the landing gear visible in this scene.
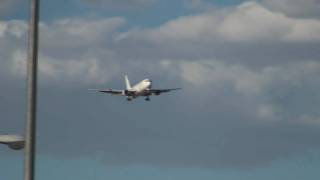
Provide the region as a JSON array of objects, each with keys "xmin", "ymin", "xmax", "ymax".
[
  {"xmin": 126, "ymin": 97, "xmax": 132, "ymax": 101},
  {"xmin": 145, "ymin": 97, "xmax": 150, "ymax": 101}
]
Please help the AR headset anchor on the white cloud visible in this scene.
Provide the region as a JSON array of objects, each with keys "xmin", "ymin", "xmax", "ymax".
[
  {"xmin": 263, "ymin": 0, "xmax": 320, "ymax": 18},
  {"xmin": 167, "ymin": 60, "xmax": 268, "ymax": 95},
  {"xmin": 167, "ymin": 59, "xmax": 320, "ymax": 95},
  {"xmin": 257, "ymin": 104, "xmax": 278, "ymax": 120},
  {"xmin": 0, "ymin": 23, "xmax": 6, "ymax": 37},
  {"xmin": 0, "ymin": 20, "xmax": 28, "ymax": 38},
  {"xmin": 159, "ymin": 59, "xmax": 320, "ymax": 123},
  {"xmin": 217, "ymin": 2, "xmax": 292, "ymax": 42},
  {"xmin": 283, "ymin": 18, "xmax": 320, "ymax": 42},
  {"xmin": 40, "ymin": 17, "xmax": 125, "ymax": 48},
  {"xmin": 1, "ymin": 2, "xmax": 320, "ymax": 167},
  {"xmin": 119, "ymin": 2, "xmax": 320, "ymax": 43},
  {"xmin": 2, "ymin": 4, "xmax": 320, "ymax": 89},
  {"xmin": 300, "ymin": 115, "xmax": 320, "ymax": 125},
  {"xmin": 11, "ymin": 50, "xmax": 27, "ymax": 77},
  {"xmin": 10, "ymin": 50, "xmax": 118, "ymax": 84},
  {"xmin": 1, "ymin": 18, "xmax": 126, "ymax": 85},
  {"xmin": 0, "ymin": 3, "xmax": 319, "ymax": 126}
]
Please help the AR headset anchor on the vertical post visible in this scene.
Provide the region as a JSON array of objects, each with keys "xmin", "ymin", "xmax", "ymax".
[{"xmin": 24, "ymin": 0, "xmax": 40, "ymax": 180}]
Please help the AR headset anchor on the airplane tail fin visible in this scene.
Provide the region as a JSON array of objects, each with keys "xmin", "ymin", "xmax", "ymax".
[{"xmin": 124, "ymin": 75, "xmax": 131, "ymax": 90}]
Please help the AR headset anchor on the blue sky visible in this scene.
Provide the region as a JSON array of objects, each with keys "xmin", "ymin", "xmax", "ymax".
[
  {"xmin": 1, "ymin": 0, "xmax": 320, "ymax": 179},
  {"xmin": 5, "ymin": 0, "xmax": 248, "ymax": 25},
  {"xmin": 1, "ymin": 153, "xmax": 320, "ymax": 180}
]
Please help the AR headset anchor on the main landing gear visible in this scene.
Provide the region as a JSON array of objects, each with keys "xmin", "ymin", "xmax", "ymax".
[{"xmin": 145, "ymin": 97, "xmax": 150, "ymax": 101}]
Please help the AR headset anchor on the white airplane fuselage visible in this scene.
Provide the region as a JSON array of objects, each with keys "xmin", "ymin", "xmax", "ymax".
[{"xmin": 127, "ymin": 79, "xmax": 152, "ymax": 99}]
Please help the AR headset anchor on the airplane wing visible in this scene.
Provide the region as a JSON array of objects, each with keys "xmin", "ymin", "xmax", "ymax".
[
  {"xmin": 89, "ymin": 89, "xmax": 124, "ymax": 95},
  {"xmin": 0, "ymin": 135, "xmax": 24, "ymax": 144},
  {"xmin": 149, "ymin": 88, "xmax": 181, "ymax": 95}
]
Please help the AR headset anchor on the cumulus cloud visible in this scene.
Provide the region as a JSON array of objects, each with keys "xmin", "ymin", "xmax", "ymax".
[
  {"xmin": 10, "ymin": 50, "xmax": 118, "ymax": 84},
  {"xmin": 40, "ymin": 17, "xmax": 126, "ymax": 48},
  {"xmin": 1, "ymin": 1, "xmax": 320, "ymax": 169},
  {"xmin": 1, "ymin": 18, "xmax": 126, "ymax": 85},
  {"xmin": 263, "ymin": 0, "xmax": 320, "ymax": 18},
  {"xmin": 172, "ymin": 60, "xmax": 320, "ymax": 95},
  {"xmin": 0, "ymin": 20, "xmax": 28, "ymax": 38},
  {"xmin": 175, "ymin": 60, "xmax": 267, "ymax": 95},
  {"xmin": 0, "ymin": 20, "xmax": 28, "ymax": 79},
  {"xmin": 119, "ymin": 2, "xmax": 320, "ymax": 43},
  {"xmin": 159, "ymin": 59, "xmax": 320, "ymax": 124}
]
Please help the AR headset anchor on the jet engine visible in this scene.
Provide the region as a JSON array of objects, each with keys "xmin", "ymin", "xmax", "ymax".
[{"xmin": 8, "ymin": 142, "xmax": 25, "ymax": 150}]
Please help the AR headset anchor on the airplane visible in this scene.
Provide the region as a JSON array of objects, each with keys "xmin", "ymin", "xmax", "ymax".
[
  {"xmin": 90, "ymin": 75, "xmax": 181, "ymax": 101},
  {"xmin": 0, "ymin": 134, "xmax": 25, "ymax": 150}
]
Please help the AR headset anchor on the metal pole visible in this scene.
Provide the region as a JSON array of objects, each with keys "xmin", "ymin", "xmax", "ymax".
[{"xmin": 24, "ymin": 0, "xmax": 40, "ymax": 180}]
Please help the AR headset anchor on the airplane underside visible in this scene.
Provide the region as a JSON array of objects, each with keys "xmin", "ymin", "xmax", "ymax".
[
  {"xmin": 125, "ymin": 89, "xmax": 153, "ymax": 101},
  {"xmin": 126, "ymin": 93, "xmax": 151, "ymax": 101}
]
